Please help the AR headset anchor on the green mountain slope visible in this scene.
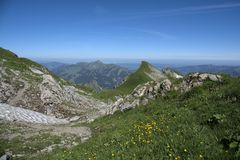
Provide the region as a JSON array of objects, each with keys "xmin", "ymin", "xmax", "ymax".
[
  {"xmin": 34, "ymin": 75, "xmax": 240, "ymax": 160},
  {"xmin": 116, "ymin": 61, "xmax": 152, "ymax": 92},
  {"xmin": 95, "ymin": 61, "xmax": 181, "ymax": 100},
  {"xmin": 0, "ymin": 47, "xmax": 44, "ymax": 73}
]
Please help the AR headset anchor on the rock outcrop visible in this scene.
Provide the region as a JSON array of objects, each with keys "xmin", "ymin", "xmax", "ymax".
[
  {"xmin": 180, "ymin": 73, "xmax": 222, "ymax": 92},
  {"xmin": 0, "ymin": 150, "xmax": 12, "ymax": 160},
  {"xmin": 107, "ymin": 73, "xmax": 222, "ymax": 115},
  {"xmin": 107, "ymin": 79, "xmax": 172, "ymax": 114}
]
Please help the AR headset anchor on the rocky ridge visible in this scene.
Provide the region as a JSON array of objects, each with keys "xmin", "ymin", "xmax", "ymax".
[{"xmin": 107, "ymin": 72, "xmax": 222, "ymax": 115}]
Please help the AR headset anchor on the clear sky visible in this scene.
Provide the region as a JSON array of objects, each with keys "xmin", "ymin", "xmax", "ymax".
[{"xmin": 0, "ymin": 0, "xmax": 240, "ymax": 61}]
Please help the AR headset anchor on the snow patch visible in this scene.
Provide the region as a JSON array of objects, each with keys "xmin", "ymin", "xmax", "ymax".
[{"xmin": 0, "ymin": 103, "xmax": 68, "ymax": 124}]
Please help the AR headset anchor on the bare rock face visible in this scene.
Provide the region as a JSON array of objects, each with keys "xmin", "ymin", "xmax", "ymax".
[
  {"xmin": 35, "ymin": 73, "xmax": 108, "ymax": 118},
  {"xmin": 180, "ymin": 73, "xmax": 222, "ymax": 93},
  {"xmin": 160, "ymin": 79, "xmax": 172, "ymax": 96},
  {"xmin": 132, "ymin": 79, "xmax": 172, "ymax": 98},
  {"xmin": 107, "ymin": 98, "xmax": 124, "ymax": 115},
  {"xmin": 108, "ymin": 79, "xmax": 172, "ymax": 115},
  {"xmin": 0, "ymin": 150, "xmax": 12, "ymax": 160},
  {"xmin": 0, "ymin": 82, "xmax": 16, "ymax": 103},
  {"xmin": 133, "ymin": 81, "xmax": 161, "ymax": 98},
  {"xmin": 0, "ymin": 64, "xmax": 108, "ymax": 120},
  {"xmin": 39, "ymin": 74, "xmax": 64, "ymax": 116},
  {"xmin": 0, "ymin": 68, "xmax": 18, "ymax": 103}
]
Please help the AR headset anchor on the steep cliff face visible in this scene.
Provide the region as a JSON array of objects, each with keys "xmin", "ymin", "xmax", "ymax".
[{"xmin": 0, "ymin": 48, "xmax": 107, "ymax": 119}]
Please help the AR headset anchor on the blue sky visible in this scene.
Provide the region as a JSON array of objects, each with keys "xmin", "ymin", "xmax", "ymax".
[{"xmin": 0, "ymin": 0, "xmax": 240, "ymax": 61}]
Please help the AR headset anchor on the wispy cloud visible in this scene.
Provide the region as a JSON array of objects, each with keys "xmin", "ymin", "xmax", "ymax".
[
  {"xmin": 141, "ymin": 3, "xmax": 240, "ymax": 16},
  {"xmin": 104, "ymin": 3, "xmax": 240, "ymax": 21},
  {"xmin": 127, "ymin": 28, "xmax": 176, "ymax": 40},
  {"xmin": 180, "ymin": 3, "xmax": 240, "ymax": 11}
]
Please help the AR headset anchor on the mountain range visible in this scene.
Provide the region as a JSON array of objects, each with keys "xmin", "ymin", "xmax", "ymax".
[
  {"xmin": 116, "ymin": 63, "xmax": 240, "ymax": 76},
  {"xmin": 175, "ymin": 65, "xmax": 240, "ymax": 76},
  {"xmin": 41, "ymin": 61, "xmax": 130, "ymax": 91},
  {"xmin": 0, "ymin": 47, "xmax": 239, "ymax": 159},
  {"xmin": 41, "ymin": 62, "xmax": 240, "ymax": 93}
]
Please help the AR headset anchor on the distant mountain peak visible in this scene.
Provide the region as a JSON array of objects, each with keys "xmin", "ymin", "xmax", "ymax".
[
  {"xmin": 92, "ymin": 60, "xmax": 103, "ymax": 64},
  {"xmin": 140, "ymin": 60, "xmax": 150, "ymax": 66},
  {"xmin": 139, "ymin": 61, "xmax": 151, "ymax": 70},
  {"xmin": 116, "ymin": 61, "xmax": 162, "ymax": 93},
  {"xmin": 116, "ymin": 61, "xmax": 184, "ymax": 94}
]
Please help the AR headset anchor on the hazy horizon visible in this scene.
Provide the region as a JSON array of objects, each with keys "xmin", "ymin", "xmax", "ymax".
[{"xmin": 34, "ymin": 57, "xmax": 240, "ymax": 67}]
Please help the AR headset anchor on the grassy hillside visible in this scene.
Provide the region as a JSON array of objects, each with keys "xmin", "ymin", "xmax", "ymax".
[
  {"xmin": 116, "ymin": 61, "xmax": 152, "ymax": 92},
  {"xmin": 33, "ymin": 76, "xmax": 240, "ymax": 160},
  {"xmin": 0, "ymin": 47, "xmax": 48, "ymax": 83},
  {"xmin": 0, "ymin": 48, "xmax": 43, "ymax": 71},
  {"xmin": 94, "ymin": 61, "xmax": 153, "ymax": 100}
]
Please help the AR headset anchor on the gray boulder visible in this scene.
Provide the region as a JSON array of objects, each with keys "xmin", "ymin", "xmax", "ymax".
[
  {"xmin": 0, "ymin": 150, "xmax": 12, "ymax": 160},
  {"xmin": 180, "ymin": 73, "xmax": 222, "ymax": 93}
]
